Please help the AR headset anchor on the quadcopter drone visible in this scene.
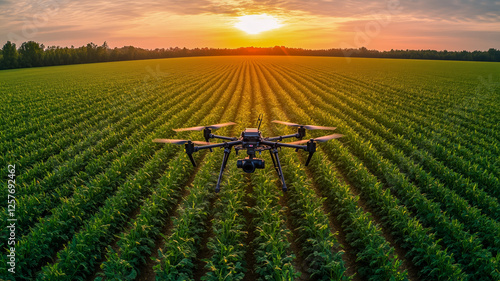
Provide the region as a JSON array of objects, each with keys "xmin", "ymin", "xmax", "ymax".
[{"xmin": 153, "ymin": 115, "xmax": 342, "ymax": 192}]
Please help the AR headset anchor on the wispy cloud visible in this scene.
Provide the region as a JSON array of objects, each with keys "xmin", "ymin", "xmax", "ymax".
[{"xmin": 0, "ymin": 0, "xmax": 498, "ymax": 50}]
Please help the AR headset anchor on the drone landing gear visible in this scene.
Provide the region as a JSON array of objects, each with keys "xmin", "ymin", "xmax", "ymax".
[
  {"xmin": 215, "ymin": 147, "xmax": 231, "ymax": 193},
  {"xmin": 270, "ymin": 148, "xmax": 287, "ymax": 192}
]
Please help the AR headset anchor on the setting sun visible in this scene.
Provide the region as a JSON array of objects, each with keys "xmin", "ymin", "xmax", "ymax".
[{"xmin": 234, "ymin": 14, "xmax": 283, "ymax": 35}]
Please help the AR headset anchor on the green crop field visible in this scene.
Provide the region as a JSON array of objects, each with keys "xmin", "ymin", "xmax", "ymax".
[{"xmin": 1, "ymin": 56, "xmax": 499, "ymax": 281}]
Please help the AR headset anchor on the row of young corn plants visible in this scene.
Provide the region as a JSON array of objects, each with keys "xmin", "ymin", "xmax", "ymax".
[
  {"xmin": 250, "ymin": 167, "xmax": 298, "ymax": 280},
  {"xmin": 297, "ymin": 91, "xmax": 500, "ymax": 253},
  {"xmin": 98, "ymin": 151, "xmax": 205, "ymax": 281},
  {"xmin": 153, "ymin": 61, "xmax": 248, "ymax": 280},
  {"xmin": 201, "ymin": 157, "xmax": 248, "ymax": 280},
  {"xmin": 244, "ymin": 62, "xmax": 299, "ymax": 280},
  {"xmin": 9, "ymin": 63, "xmax": 227, "ymax": 202},
  {"xmin": 0, "ymin": 62, "xmax": 224, "ymax": 182},
  {"xmin": 96, "ymin": 63, "xmax": 245, "ymax": 280},
  {"xmin": 1, "ymin": 65, "xmax": 210, "ymax": 184},
  {"xmin": 256, "ymin": 61, "xmax": 466, "ymax": 280},
  {"xmin": 259, "ymin": 68, "xmax": 406, "ymax": 281},
  {"xmin": 39, "ymin": 90, "xmax": 237, "ymax": 280},
  {"xmin": 308, "ymin": 152, "xmax": 408, "ymax": 281},
  {"xmin": 311, "ymin": 66, "xmax": 500, "ymax": 174},
  {"xmin": 264, "ymin": 65, "xmax": 499, "ymax": 280},
  {"xmin": 273, "ymin": 62, "xmax": 500, "ymax": 187},
  {"xmin": 201, "ymin": 71, "xmax": 252, "ymax": 280},
  {"xmin": 37, "ymin": 142, "xmax": 180, "ymax": 280},
  {"xmin": 0, "ymin": 86, "xmax": 107, "ymax": 144},
  {"xmin": 273, "ymin": 62, "xmax": 500, "ymax": 221},
  {"xmin": 280, "ymin": 61, "xmax": 499, "ymax": 169},
  {"xmin": 271, "ymin": 62, "xmax": 500, "ymax": 217},
  {"xmin": 153, "ymin": 149, "xmax": 223, "ymax": 280},
  {"xmin": 302, "ymin": 63, "xmax": 499, "ymax": 145},
  {"xmin": 0, "ymin": 81, "xmax": 171, "ymax": 204},
  {"xmin": 253, "ymin": 66, "xmax": 349, "ymax": 280},
  {"xmin": 0, "ymin": 66, "xmax": 234, "ymax": 241},
  {"xmin": 278, "ymin": 138, "xmax": 349, "ymax": 281},
  {"xmin": 0, "ymin": 68, "xmax": 232, "ymax": 280}
]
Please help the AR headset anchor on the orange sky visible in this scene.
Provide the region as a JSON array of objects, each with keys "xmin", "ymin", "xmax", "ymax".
[{"xmin": 0, "ymin": 0, "xmax": 499, "ymax": 51}]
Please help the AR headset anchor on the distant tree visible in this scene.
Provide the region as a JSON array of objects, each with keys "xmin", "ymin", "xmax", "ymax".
[
  {"xmin": 1, "ymin": 41, "xmax": 18, "ymax": 69},
  {"xmin": 18, "ymin": 41, "xmax": 44, "ymax": 67},
  {"xmin": 1, "ymin": 40, "xmax": 499, "ymax": 70}
]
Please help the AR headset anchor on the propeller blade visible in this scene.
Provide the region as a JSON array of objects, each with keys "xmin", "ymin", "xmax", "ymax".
[
  {"xmin": 272, "ymin": 120, "xmax": 301, "ymax": 127},
  {"xmin": 207, "ymin": 122, "xmax": 237, "ymax": 129},
  {"xmin": 153, "ymin": 139, "xmax": 211, "ymax": 145},
  {"xmin": 314, "ymin": 134, "xmax": 343, "ymax": 142},
  {"xmin": 272, "ymin": 120, "xmax": 336, "ymax": 130},
  {"xmin": 173, "ymin": 126, "xmax": 206, "ymax": 132},
  {"xmin": 288, "ymin": 134, "xmax": 343, "ymax": 145},
  {"xmin": 303, "ymin": 125, "xmax": 337, "ymax": 131},
  {"xmin": 173, "ymin": 122, "xmax": 236, "ymax": 132}
]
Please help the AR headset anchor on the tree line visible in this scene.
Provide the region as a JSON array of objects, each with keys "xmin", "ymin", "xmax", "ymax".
[{"xmin": 1, "ymin": 41, "xmax": 499, "ymax": 70}]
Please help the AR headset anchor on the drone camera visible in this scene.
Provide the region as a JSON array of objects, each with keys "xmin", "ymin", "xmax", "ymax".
[{"xmin": 237, "ymin": 157, "xmax": 265, "ymax": 173}]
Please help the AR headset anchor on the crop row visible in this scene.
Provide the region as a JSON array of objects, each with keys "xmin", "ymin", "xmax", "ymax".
[
  {"xmin": 258, "ymin": 61, "xmax": 466, "ymax": 280},
  {"xmin": 201, "ymin": 157, "xmax": 248, "ymax": 280},
  {"xmin": 303, "ymin": 62, "xmax": 499, "ymax": 144},
  {"xmin": 0, "ymin": 65, "xmax": 235, "ymax": 243},
  {"xmin": 301, "ymin": 64, "xmax": 500, "ymax": 172},
  {"xmin": 153, "ymin": 147, "xmax": 222, "ymax": 280},
  {"xmin": 0, "ymin": 63, "xmax": 235, "ymax": 280},
  {"xmin": 40, "ymin": 77, "xmax": 240, "ymax": 279},
  {"xmin": 258, "ymin": 67, "xmax": 407, "ymax": 280},
  {"xmin": 277, "ymin": 61, "xmax": 498, "ymax": 173},
  {"xmin": 274, "ymin": 62, "xmax": 500, "ymax": 192},
  {"xmin": 97, "ymin": 62, "xmax": 247, "ymax": 280},
  {"xmin": 250, "ymin": 167, "xmax": 298, "ymax": 280},
  {"xmin": 271, "ymin": 70, "xmax": 499, "ymax": 279},
  {"xmin": 272, "ymin": 62, "xmax": 500, "ymax": 223},
  {"xmin": 268, "ymin": 62, "xmax": 500, "ymax": 221},
  {"xmin": 252, "ymin": 64, "xmax": 349, "ymax": 280},
  {"xmin": 154, "ymin": 61, "xmax": 253, "ymax": 280}
]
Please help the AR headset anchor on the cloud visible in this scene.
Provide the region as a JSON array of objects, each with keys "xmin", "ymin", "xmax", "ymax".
[{"xmin": 0, "ymin": 0, "xmax": 498, "ymax": 50}]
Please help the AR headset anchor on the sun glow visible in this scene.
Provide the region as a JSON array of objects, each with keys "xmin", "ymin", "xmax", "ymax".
[{"xmin": 234, "ymin": 14, "xmax": 283, "ymax": 34}]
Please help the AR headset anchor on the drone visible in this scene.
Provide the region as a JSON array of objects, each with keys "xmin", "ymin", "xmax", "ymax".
[{"xmin": 153, "ymin": 114, "xmax": 342, "ymax": 192}]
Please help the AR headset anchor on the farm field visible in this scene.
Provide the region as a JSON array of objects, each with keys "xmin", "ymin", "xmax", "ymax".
[{"xmin": 1, "ymin": 56, "xmax": 499, "ymax": 281}]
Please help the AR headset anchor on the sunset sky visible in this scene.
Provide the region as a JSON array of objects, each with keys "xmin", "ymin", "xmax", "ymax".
[{"xmin": 0, "ymin": 0, "xmax": 499, "ymax": 51}]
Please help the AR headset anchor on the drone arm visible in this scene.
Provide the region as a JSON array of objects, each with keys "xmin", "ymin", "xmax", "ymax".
[
  {"xmin": 261, "ymin": 140, "xmax": 306, "ymax": 151},
  {"xmin": 210, "ymin": 134, "xmax": 238, "ymax": 141},
  {"xmin": 266, "ymin": 134, "xmax": 299, "ymax": 142},
  {"xmin": 194, "ymin": 140, "xmax": 242, "ymax": 151}
]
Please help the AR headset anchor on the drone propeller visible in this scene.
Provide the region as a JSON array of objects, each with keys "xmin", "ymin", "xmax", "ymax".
[
  {"xmin": 288, "ymin": 134, "xmax": 343, "ymax": 145},
  {"xmin": 153, "ymin": 139, "xmax": 211, "ymax": 145},
  {"xmin": 173, "ymin": 122, "xmax": 236, "ymax": 132},
  {"xmin": 272, "ymin": 120, "xmax": 336, "ymax": 131}
]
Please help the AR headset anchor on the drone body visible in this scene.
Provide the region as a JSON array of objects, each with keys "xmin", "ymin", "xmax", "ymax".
[{"xmin": 153, "ymin": 115, "xmax": 342, "ymax": 192}]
